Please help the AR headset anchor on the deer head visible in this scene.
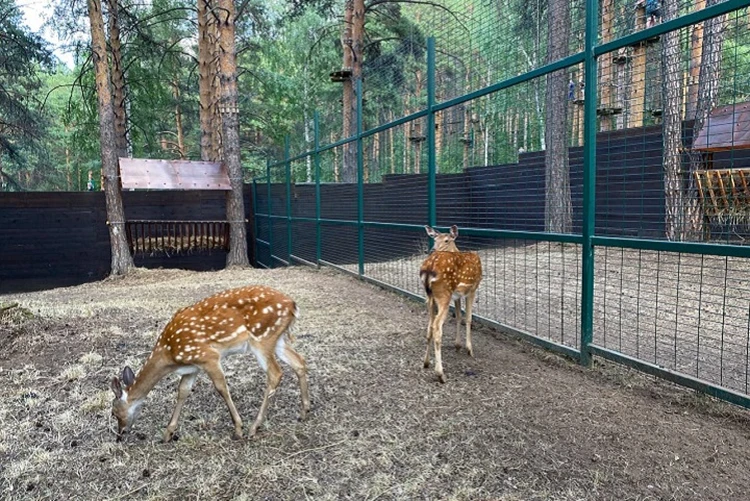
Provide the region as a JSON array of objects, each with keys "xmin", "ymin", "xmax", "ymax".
[
  {"xmin": 425, "ymin": 225, "xmax": 460, "ymax": 252},
  {"xmin": 110, "ymin": 366, "xmax": 140, "ymax": 440}
]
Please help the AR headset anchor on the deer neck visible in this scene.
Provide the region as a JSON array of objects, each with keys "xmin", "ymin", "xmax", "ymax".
[
  {"xmin": 443, "ymin": 242, "xmax": 460, "ymax": 252},
  {"xmin": 126, "ymin": 354, "xmax": 171, "ymax": 404}
]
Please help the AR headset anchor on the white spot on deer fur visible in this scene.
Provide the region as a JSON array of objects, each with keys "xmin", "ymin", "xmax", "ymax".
[
  {"xmin": 175, "ymin": 355, "xmax": 183, "ymax": 361},
  {"xmin": 276, "ymin": 303, "xmax": 283, "ymax": 309},
  {"xmin": 238, "ymin": 300, "xmax": 245, "ymax": 305},
  {"xmin": 263, "ymin": 306, "xmax": 272, "ymax": 314},
  {"xmin": 255, "ymin": 322, "xmax": 262, "ymax": 329}
]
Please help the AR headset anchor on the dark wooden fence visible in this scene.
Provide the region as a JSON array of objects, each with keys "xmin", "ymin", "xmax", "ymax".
[
  {"xmin": 0, "ymin": 188, "xmax": 254, "ymax": 293},
  {"xmin": 255, "ymin": 123, "xmax": 750, "ymax": 267}
]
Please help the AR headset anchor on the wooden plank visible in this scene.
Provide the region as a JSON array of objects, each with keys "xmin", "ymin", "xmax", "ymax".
[
  {"xmin": 716, "ymin": 171, "xmax": 729, "ymax": 209},
  {"xmin": 120, "ymin": 158, "xmax": 231, "ymax": 190},
  {"xmin": 705, "ymin": 171, "xmax": 719, "ymax": 215}
]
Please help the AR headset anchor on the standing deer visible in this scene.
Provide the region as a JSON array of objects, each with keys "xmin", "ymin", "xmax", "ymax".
[
  {"xmin": 110, "ymin": 285, "xmax": 310, "ymax": 442},
  {"xmin": 420, "ymin": 225, "xmax": 482, "ymax": 383}
]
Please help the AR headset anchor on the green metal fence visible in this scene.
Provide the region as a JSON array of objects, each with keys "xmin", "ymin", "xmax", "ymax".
[{"xmin": 255, "ymin": 0, "xmax": 750, "ymax": 408}]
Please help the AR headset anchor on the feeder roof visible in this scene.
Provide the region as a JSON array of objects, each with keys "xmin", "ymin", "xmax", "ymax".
[
  {"xmin": 119, "ymin": 158, "xmax": 231, "ymax": 190},
  {"xmin": 692, "ymin": 101, "xmax": 750, "ymax": 152}
]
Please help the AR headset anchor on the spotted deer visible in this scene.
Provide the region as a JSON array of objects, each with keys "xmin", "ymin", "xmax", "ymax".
[
  {"xmin": 110, "ymin": 285, "xmax": 310, "ymax": 442},
  {"xmin": 420, "ymin": 225, "xmax": 482, "ymax": 383}
]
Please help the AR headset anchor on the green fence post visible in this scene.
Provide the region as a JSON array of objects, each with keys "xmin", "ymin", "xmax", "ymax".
[
  {"xmin": 314, "ymin": 111, "xmax": 321, "ymax": 266},
  {"xmin": 285, "ymin": 136, "xmax": 292, "ymax": 266},
  {"xmin": 580, "ymin": 0, "xmax": 599, "ymax": 366},
  {"xmin": 427, "ymin": 37, "xmax": 436, "ymax": 233},
  {"xmin": 251, "ymin": 177, "xmax": 258, "ymax": 267},
  {"xmin": 266, "ymin": 158, "xmax": 273, "ymax": 267},
  {"xmin": 357, "ymin": 78, "xmax": 364, "ymax": 277}
]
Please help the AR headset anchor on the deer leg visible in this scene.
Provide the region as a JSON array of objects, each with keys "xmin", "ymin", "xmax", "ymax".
[
  {"xmin": 465, "ymin": 290, "xmax": 476, "ymax": 358},
  {"xmin": 432, "ymin": 296, "xmax": 451, "ymax": 383},
  {"xmin": 163, "ymin": 371, "xmax": 198, "ymax": 443},
  {"xmin": 454, "ymin": 297, "xmax": 462, "ymax": 351},
  {"xmin": 424, "ymin": 295, "xmax": 435, "ymax": 368},
  {"xmin": 275, "ymin": 336, "xmax": 310, "ymax": 421},
  {"xmin": 249, "ymin": 349, "xmax": 283, "ymax": 437},
  {"xmin": 202, "ymin": 358, "xmax": 244, "ymax": 440}
]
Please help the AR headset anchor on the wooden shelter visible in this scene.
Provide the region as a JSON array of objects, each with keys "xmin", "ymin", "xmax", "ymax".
[
  {"xmin": 692, "ymin": 102, "xmax": 750, "ymax": 233},
  {"xmin": 119, "ymin": 158, "xmax": 232, "ymax": 256}
]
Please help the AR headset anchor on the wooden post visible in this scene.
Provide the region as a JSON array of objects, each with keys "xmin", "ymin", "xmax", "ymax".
[{"xmin": 631, "ymin": 5, "xmax": 647, "ymax": 127}]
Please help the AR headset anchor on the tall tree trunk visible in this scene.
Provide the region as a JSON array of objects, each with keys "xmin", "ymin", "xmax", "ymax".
[
  {"xmin": 87, "ymin": 0, "xmax": 134, "ymax": 275},
  {"xmin": 685, "ymin": 0, "xmax": 706, "ymax": 118},
  {"xmin": 198, "ymin": 0, "xmax": 220, "ymax": 161},
  {"xmin": 217, "ymin": 0, "xmax": 249, "ymax": 267},
  {"xmin": 685, "ymin": 0, "xmax": 727, "ymax": 239},
  {"xmin": 341, "ymin": 0, "xmax": 361, "ymax": 183},
  {"xmin": 600, "ymin": 0, "xmax": 614, "ymax": 131},
  {"xmin": 662, "ymin": 0, "xmax": 686, "ymax": 241},
  {"xmin": 631, "ymin": 5, "xmax": 647, "ymax": 127},
  {"xmin": 544, "ymin": 0, "xmax": 572, "ymax": 233},
  {"xmin": 108, "ymin": 0, "xmax": 128, "ymax": 159}
]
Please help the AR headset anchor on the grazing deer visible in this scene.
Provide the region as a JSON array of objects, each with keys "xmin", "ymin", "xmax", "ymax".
[
  {"xmin": 420, "ymin": 225, "xmax": 482, "ymax": 383},
  {"xmin": 110, "ymin": 285, "xmax": 310, "ymax": 442}
]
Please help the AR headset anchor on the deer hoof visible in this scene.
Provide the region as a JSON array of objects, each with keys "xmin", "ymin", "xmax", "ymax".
[{"xmin": 438, "ymin": 373, "xmax": 446, "ymax": 384}]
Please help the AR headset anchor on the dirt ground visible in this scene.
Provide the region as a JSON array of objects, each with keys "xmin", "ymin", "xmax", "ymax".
[
  {"xmin": 3, "ymin": 266, "xmax": 750, "ymax": 501},
  {"xmin": 360, "ymin": 241, "xmax": 750, "ymax": 394}
]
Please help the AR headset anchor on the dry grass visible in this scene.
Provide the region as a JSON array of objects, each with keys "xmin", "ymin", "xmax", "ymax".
[{"xmin": 2, "ymin": 266, "xmax": 750, "ymax": 500}]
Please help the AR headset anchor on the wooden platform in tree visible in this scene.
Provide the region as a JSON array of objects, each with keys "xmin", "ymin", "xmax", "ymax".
[{"xmin": 694, "ymin": 168, "xmax": 750, "ymax": 222}]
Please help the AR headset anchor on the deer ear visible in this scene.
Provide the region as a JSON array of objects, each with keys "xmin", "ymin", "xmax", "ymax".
[
  {"xmin": 111, "ymin": 377, "xmax": 123, "ymax": 399},
  {"xmin": 450, "ymin": 225, "xmax": 459, "ymax": 238},
  {"xmin": 122, "ymin": 367, "xmax": 135, "ymax": 387},
  {"xmin": 425, "ymin": 226, "xmax": 438, "ymax": 238}
]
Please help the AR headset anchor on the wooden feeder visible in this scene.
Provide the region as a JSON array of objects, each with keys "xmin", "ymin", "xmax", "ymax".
[
  {"xmin": 612, "ymin": 49, "xmax": 631, "ymax": 65},
  {"xmin": 119, "ymin": 158, "xmax": 233, "ymax": 256},
  {"xmin": 692, "ymin": 102, "xmax": 750, "ymax": 238},
  {"xmin": 597, "ymin": 107, "xmax": 623, "ymax": 117},
  {"xmin": 330, "ymin": 68, "xmax": 352, "ymax": 82}
]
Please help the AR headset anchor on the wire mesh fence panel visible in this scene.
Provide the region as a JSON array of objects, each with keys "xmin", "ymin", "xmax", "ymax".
[
  {"xmin": 362, "ymin": 121, "xmax": 429, "ymax": 223},
  {"xmin": 365, "ymin": 231, "xmax": 584, "ymax": 350},
  {"xmin": 319, "ymin": 145, "xmax": 358, "ymax": 222},
  {"xmin": 596, "ymin": 9, "xmax": 750, "ymax": 243},
  {"xmin": 363, "ymin": 36, "xmax": 428, "ymax": 130},
  {"xmin": 320, "ymin": 223, "xmax": 358, "ymax": 273},
  {"xmin": 363, "ymin": 226, "xmax": 428, "ymax": 294},
  {"xmin": 252, "ymin": 2, "xmax": 750, "ymax": 408},
  {"xmin": 594, "ymin": 246, "xmax": 750, "ymax": 393},
  {"xmin": 436, "ymin": 74, "xmax": 583, "ymax": 234},
  {"xmin": 425, "ymin": 0, "xmax": 586, "ymax": 104},
  {"xmin": 291, "ymin": 219, "xmax": 317, "ymax": 264}
]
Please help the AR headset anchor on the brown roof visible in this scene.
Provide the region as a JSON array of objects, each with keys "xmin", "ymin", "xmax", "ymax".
[
  {"xmin": 119, "ymin": 158, "xmax": 231, "ymax": 190},
  {"xmin": 692, "ymin": 101, "xmax": 750, "ymax": 152}
]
